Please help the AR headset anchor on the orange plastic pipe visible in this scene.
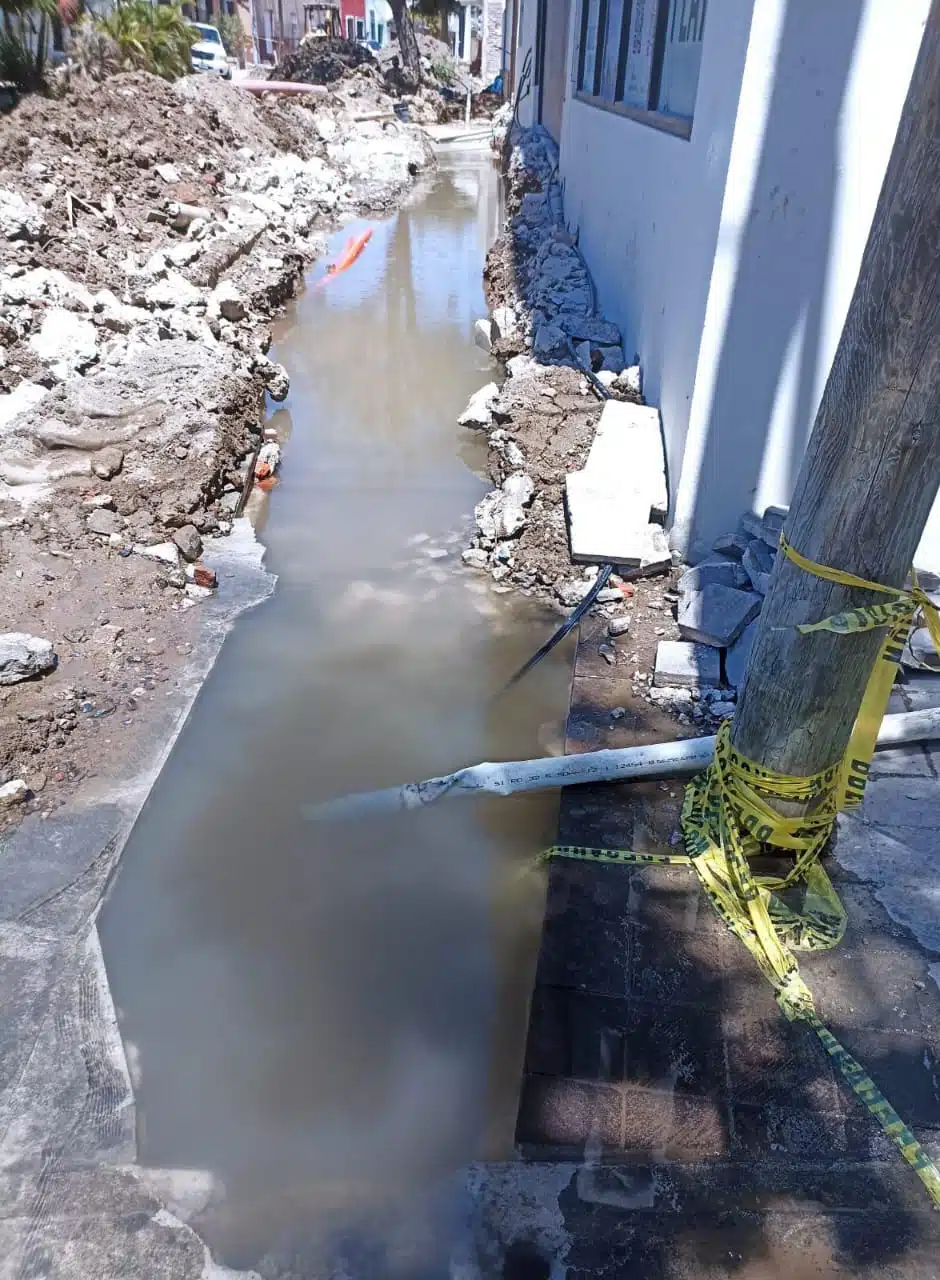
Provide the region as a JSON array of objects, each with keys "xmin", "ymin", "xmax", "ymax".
[{"xmin": 320, "ymin": 229, "xmax": 373, "ymax": 283}]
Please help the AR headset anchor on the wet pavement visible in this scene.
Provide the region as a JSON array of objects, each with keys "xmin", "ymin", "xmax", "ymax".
[
  {"xmin": 494, "ymin": 626, "xmax": 940, "ymax": 1279},
  {"xmin": 96, "ymin": 151, "xmax": 573, "ymax": 1271}
]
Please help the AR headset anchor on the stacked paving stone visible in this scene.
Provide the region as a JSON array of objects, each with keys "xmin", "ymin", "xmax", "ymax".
[{"xmin": 650, "ymin": 505, "xmax": 787, "ymax": 725}]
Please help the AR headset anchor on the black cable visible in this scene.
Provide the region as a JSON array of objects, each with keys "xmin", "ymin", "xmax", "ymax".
[{"xmin": 501, "ymin": 564, "xmax": 613, "ymax": 691}]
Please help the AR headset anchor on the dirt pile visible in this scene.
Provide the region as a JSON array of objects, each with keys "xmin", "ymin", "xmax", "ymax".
[
  {"xmin": 0, "ymin": 70, "xmax": 434, "ymax": 823},
  {"xmin": 274, "ymin": 36, "xmax": 377, "ymax": 85}
]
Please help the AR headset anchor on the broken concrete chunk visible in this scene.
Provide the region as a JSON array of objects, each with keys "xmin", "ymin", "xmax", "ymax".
[
  {"xmin": 742, "ymin": 539, "xmax": 775, "ymax": 595},
  {"xmin": 462, "ymin": 547, "xmax": 489, "ymax": 570},
  {"xmin": 458, "ymin": 382, "xmax": 499, "ymax": 428},
  {"xmin": 210, "ymin": 279, "xmax": 247, "ymax": 323},
  {"xmin": 475, "ymin": 478, "xmax": 530, "ymax": 540},
  {"xmin": 739, "ymin": 511, "xmax": 764, "ymax": 541},
  {"xmin": 533, "ymin": 322, "xmax": 569, "ymax": 363},
  {"xmin": 135, "ymin": 541, "xmax": 180, "ymax": 566},
  {"xmin": 559, "ymin": 315, "xmax": 621, "ymax": 346},
  {"xmin": 677, "ymin": 584, "xmax": 762, "ymax": 648},
  {"xmin": 613, "ymin": 365, "xmax": 642, "ymax": 397},
  {"xmin": 596, "ymin": 344, "xmax": 625, "ymax": 374},
  {"xmin": 502, "ymin": 471, "xmax": 535, "ymax": 506},
  {"xmin": 762, "ymin": 504, "xmax": 788, "ymax": 535},
  {"xmin": 712, "ymin": 531, "xmax": 749, "ymax": 561},
  {"xmin": 555, "ymin": 578, "xmax": 591, "ymax": 607},
  {"xmin": 29, "ymin": 309, "xmax": 98, "ymax": 372},
  {"xmin": 144, "ymin": 271, "xmax": 202, "ymax": 310},
  {"xmin": 156, "ymin": 163, "xmax": 181, "ymax": 184},
  {"xmin": 608, "ymin": 614, "xmax": 631, "ymax": 637},
  {"xmin": 166, "ymin": 240, "xmax": 201, "ymax": 267},
  {"xmin": 491, "ymin": 305, "xmax": 517, "ymax": 339},
  {"xmin": 725, "ymin": 618, "xmax": 759, "ymax": 692},
  {"xmin": 0, "ymin": 188, "xmax": 46, "ymax": 241},
  {"xmin": 91, "ymin": 446, "xmax": 124, "ymax": 480},
  {"xmin": 473, "ymin": 317, "xmax": 494, "ymax": 351},
  {"xmin": 0, "ymin": 634, "xmax": 56, "ymax": 685},
  {"xmin": 620, "ymin": 524, "xmax": 672, "ymax": 578},
  {"xmin": 172, "ymin": 524, "xmax": 203, "ymax": 562},
  {"xmin": 0, "ymin": 779, "xmax": 28, "ymax": 807},
  {"xmin": 86, "ymin": 508, "xmax": 123, "ymax": 537},
  {"xmin": 654, "ymin": 640, "xmax": 721, "ymax": 689},
  {"xmin": 678, "ymin": 556, "xmax": 750, "ymax": 597}
]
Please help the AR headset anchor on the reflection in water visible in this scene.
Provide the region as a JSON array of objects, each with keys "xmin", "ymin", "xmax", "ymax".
[{"xmin": 99, "ymin": 152, "xmax": 570, "ymax": 1273}]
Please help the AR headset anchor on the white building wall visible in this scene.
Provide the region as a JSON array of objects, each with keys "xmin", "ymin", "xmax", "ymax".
[{"xmin": 515, "ymin": 0, "xmax": 931, "ymax": 561}]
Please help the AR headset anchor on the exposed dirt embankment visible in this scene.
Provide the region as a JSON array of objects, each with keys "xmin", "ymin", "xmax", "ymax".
[{"xmin": 0, "ymin": 70, "xmax": 434, "ymax": 824}]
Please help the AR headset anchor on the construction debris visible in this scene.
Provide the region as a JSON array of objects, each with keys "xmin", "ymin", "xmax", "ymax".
[{"xmin": 0, "ymin": 69, "xmax": 433, "ymax": 817}]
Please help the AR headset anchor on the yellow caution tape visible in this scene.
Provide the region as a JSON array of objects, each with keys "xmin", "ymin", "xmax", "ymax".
[
  {"xmin": 780, "ymin": 536, "xmax": 940, "ymax": 809},
  {"xmin": 537, "ymin": 540, "xmax": 940, "ymax": 1207}
]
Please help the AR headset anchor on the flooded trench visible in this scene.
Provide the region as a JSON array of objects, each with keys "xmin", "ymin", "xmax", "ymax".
[{"xmin": 98, "ymin": 150, "xmax": 572, "ymax": 1270}]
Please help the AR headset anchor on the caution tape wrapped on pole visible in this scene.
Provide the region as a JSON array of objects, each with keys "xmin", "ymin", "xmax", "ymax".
[{"xmin": 542, "ymin": 540, "xmax": 940, "ymax": 1209}]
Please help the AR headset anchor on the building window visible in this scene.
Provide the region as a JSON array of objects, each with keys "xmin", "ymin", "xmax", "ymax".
[
  {"xmin": 377, "ymin": 21, "xmax": 383, "ymax": 44},
  {"xmin": 356, "ymin": 18, "xmax": 365, "ymax": 38},
  {"xmin": 370, "ymin": 11, "xmax": 376, "ymax": 40},
  {"xmin": 346, "ymin": 14, "xmax": 354, "ymax": 38},
  {"xmin": 575, "ymin": 0, "xmax": 706, "ymax": 131}
]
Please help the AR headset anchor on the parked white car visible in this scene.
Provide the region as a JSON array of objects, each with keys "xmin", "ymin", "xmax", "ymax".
[{"xmin": 189, "ymin": 23, "xmax": 232, "ymax": 79}]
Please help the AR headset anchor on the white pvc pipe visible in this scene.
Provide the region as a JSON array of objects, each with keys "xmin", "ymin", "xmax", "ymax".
[{"xmin": 303, "ymin": 708, "xmax": 940, "ymax": 823}]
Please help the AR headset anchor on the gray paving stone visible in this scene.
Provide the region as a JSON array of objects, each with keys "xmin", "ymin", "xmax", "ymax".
[
  {"xmin": 677, "ymin": 584, "xmax": 762, "ymax": 647},
  {"xmin": 653, "ymin": 640, "xmax": 721, "ymax": 688},
  {"xmin": 868, "ymin": 743, "xmax": 934, "ymax": 778},
  {"xmin": 743, "ymin": 538, "xmax": 775, "ymax": 594},
  {"xmin": 861, "ymin": 776, "xmax": 939, "ymax": 828},
  {"xmin": 724, "ymin": 617, "xmax": 759, "ymax": 693},
  {"xmin": 901, "ymin": 672, "xmax": 940, "ymax": 710},
  {"xmin": 677, "ymin": 556, "xmax": 750, "ymax": 597},
  {"xmin": 713, "ymin": 531, "xmax": 749, "ymax": 561}
]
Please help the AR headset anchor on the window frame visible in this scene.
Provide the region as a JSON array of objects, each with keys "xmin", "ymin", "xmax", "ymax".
[{"xmin": 573, "ymin": 0, "xmax": 704, "ymax": 140}]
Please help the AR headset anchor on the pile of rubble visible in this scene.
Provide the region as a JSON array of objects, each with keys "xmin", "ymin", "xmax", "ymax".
[
  {"xmin": 0, "ymin": 70, "xmax": 432, "ymax": 818},
  {"xmin": 643, "ymin": 505, "xmax": 786, "ymax": 727},
  {"xmin": 459, "ymin": 126, "xmax": 658, "ymax": 613},
  {"xmin": 457, "ymin": 125, "xmax": 780, "ymax": 731},
  {"xmin": 275, "ymin": 36, "xmax": 378, "ymax": 84}
]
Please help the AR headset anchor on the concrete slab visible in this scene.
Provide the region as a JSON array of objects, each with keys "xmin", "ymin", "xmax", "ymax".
[
  {"xmin": 677, "ymin": 584, "xmax": 762, "ymax": 647},
  {"xmin": 654, "ymin": 640, "xmax": 721, "ymax": 689},
  {"xmin": 565, "ymin": 470, "xmax": 647, "ymax": 564},
  {"xmin": 584, "ymin": 400, "xmax": 668, "ymax": 522}
]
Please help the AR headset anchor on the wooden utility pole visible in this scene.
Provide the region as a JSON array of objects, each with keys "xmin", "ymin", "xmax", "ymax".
[{"xmin": 732, "ymin": 0, "xmax": 940, "ymax": 780}]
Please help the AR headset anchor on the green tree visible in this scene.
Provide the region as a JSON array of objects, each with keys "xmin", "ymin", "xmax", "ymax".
[
  {"xmin": 100, "ymin": 0, "xmax": 195, "ymax": 80},
  {"xmin": 0, "ymin": 0, "xmax": 58, "ymax": 92}
]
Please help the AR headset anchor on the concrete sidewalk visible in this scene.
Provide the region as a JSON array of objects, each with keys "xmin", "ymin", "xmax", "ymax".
[{"xmin": 481, "ymin": 641, "xmax": 940, "ymax": 1278}]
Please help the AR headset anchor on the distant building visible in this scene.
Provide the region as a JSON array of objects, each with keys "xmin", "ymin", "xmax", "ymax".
[{"xmin": 504, "ymin": 1, "xmax": 940, "ymax": 562}]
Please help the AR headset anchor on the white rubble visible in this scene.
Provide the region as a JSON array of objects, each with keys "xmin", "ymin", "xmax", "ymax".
[
  {"xmin": 0, "ymin": 187, "xmax": 46, "ymax": 241},
  {"xmin": 29, "ymin": 310, "xmax": 98, "ymax": 376},
  {"xmin": 475, "ymin": 471, "xmax": 535, "ymax": 541},
  {"xmin": 0, "ymin": 632, "xmax": 56, "ymax": 685},
  {"xmin": 458, "ymin": 382, "xmax": 500, "ymax": 429},
  {"xmin": 0, "ymin": 779, "xmax": 28, "ymax": 807}
]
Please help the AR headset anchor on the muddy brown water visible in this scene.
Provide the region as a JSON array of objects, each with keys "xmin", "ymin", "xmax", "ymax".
[{"xmin": 99, "ymin": 151, "xmax": 572, "ymax": 1272}]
